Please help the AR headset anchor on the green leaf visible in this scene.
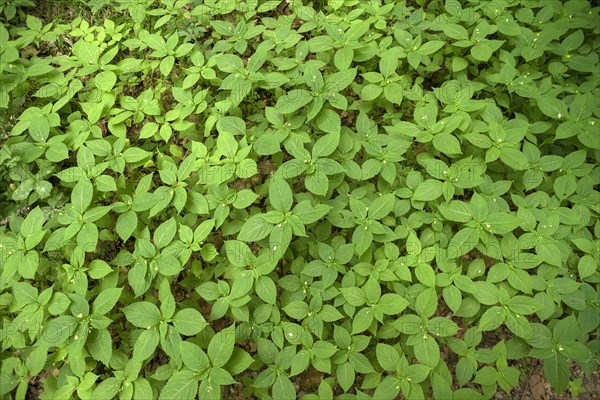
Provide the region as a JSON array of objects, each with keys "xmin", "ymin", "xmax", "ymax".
[
  {"xmin": 116, "ymin": 211, "xmax": 137, "ymax": 241},
  {"xmin": 378, "ymin": 294, "xmax": 408, "ymax": 315},
  {"xmin": 348, "ymin": 352, "xmax": 374, "ymax": 373},
  {"xmin": 337, "ymin": 362, "xmax": 355, "ymax": 392},
  {"xmin": 92, "ymin": 288, "xmax": 122, "ymax": 315},
  {"xmin": 230, "ymin": 271, "xmax": 254, "ymax": 298},
  {"xmin": 413, "ymin": 180, "xmax": 443, "ymax": 201},
  {"xmin": 73, "ymin": 40, "xmax": 101, "ymax": 64},
  {"xmin": 238, "ymin": 215, "xmax": 271, "ymax": 242},
  {"xmin": 312, "ymin": 131, "xmax": 340, "ymax": 159},
  {"xmin": 373, "ymin": 376, "xmax": 400, "ymax": 400},
  {"xmin": 315, "ymin": 109, "xmax": 341, "ymax": 135},
  {"xmin": 269, "ymin": 177, "xmax": 293, "ymax": 212},
  {"xmin": 340, "ymin": 287, "xmax": 366, "ymax": 307},
  {"xmin": 180, "ymin": 341, "xmax": 210, "ymax": 372},
  {"xmin": 133, "ymin": 328, "xmax": 160, "ymax": 361},
  {"xmin": 122, "ymin": 148, "xmax": 152, "ymax": 163},
  {"xmin": 95, "ymin": 71, "xmax": 117, "ymax": 91},
  {"xmin": 414, "ymin": 336, "xmax": 440, "ymax": 367},
  {"xmin": 447, "ymin": 227, "xmax": 480, "ymax": 259},
  {"xmin": 352, "ymin": 226, "xmax": 373, "ymax": 256},
  {"xmin": 173, "ymin": 308, "xmax": 208, "ymax": 336},
  {"xmin": 443, "ymin": 285, "xmax": 462, "ymax": 313},
  {"xmin": 154, "ymin": 217, "xmax": 177, "ymax": 248},
  {"xmin": 160, "ymin": 55, "xmax": 175, "ymax": 76},
  {"xmin": 376, "ymin": 343, "xmax": 400, "ymax": 371},
  {"xmin": 273, "ymin": 376, "xmax": 296, "ymax": 400},
  {"xmin": 419, "ymin": 40, "xmax": 445, "ymax": 55},
  {"xmin": 363, "ymin": 276, "xmax": 381, "ymax": 303},
  {"xmin": 536, "ymin": 97, "xmax": 569, "ymax": 120},
  {"xmin": 123, "ymin": 302, "xmax": 162, "ymax": 328},
  {"xmin": 29, "ymin": 118, "xmax": 49, "ymax": 142},
  {"xmin": 72, "ymin": 179, "xmax": 93, "ymax": 212},
  {"xmin": 208, "ymin": 325, "xmax": 236, "ymax": 367},
  {"xmin": 578, "ymin": 255, "xmax": 596, "ymax": 278},
  {"xmin": 433, "ymin": 132, "xmax": 462, "ymax": 154},
  {"xmin": 326, "ymin": 68, "xmax": 357, "ymax": 91},
  {"xmin": 217, "ymin": 131, "xmax": 238, "ymax": 159},
  {"xmin": 351, "ymin": 307, "xmax": 374, "ymax": 334},
  {"xmin": 92, "ymin": 378, "xmax": 121, "ymax": 399},
  {"xmin": 415, "ymin": 263, "xmax": 436, "ymax": 287},
  {"xmin": 20, "ymin": 207, "xmax": 45, "ymax": 237},
  {"xmin": 305, "ymin": 170, "xmax": 329, "ymax": 196},
  {"xmin": 88, "ymin": 329, "xmax": 112, "ymax": 365},
  {"xmin": 275, "ymin": 89, "xmax": 312, "ymax": 114},
  {"xmin": 368, "ymin": 194, "xmax": 395, "ymax": 220},
  {"xmin": 139, "ymin": 122, "xmax": 159, "ymax": 139},
  {"xmin": 226, "ymin": 348, "xmax": 254, "ymax": 375},
  {"xmin": 427, "ymin": 317, "xmax": 459, "ymax": 337},
  {"xmin": 283, "ymin": 301, "xmax": 309, "ymax": 320},
  {"xmin": 255, "ymin": 276, "xmax": 277, "ymax": 304},
  {"xmin": 292, "ymin": 201, "xmax": 331, "ymax": 224},
  {"xmin": 415, "ymin": 288, "xmax": 438, "ymax": 318},
  {"xmin": 544, "ymin": 354, "xmax": 570, "ymax": 394},
  {"xmin": 194, "ymin": 219, "xmax": 215, "ymax": 243},
  {"xmin": 39, "ymin": 316, "xmax": 78, "ymax": 347},
  {"xmin": 160, "ymin": 370, "xmax": 199, "ymax": 400},
  {"xmin": 379, "ymin": 53, "xmax": 398, "ymax": 77}
]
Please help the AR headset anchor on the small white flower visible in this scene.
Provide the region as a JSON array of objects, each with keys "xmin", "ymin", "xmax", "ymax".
[{"xmin": 557, "ymin": 113, "xmax": 562, "ymax": 119}]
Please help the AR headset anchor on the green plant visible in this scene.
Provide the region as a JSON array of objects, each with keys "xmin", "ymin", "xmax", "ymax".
[{"xmin": 1, "ymin": 0, "xmax": 599, "ymax": 399}]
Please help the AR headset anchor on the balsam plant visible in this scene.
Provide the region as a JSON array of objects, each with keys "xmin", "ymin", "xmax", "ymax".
[{"xmin": 1, "ymin": 0, "xmax": 599, "ymax": 399}]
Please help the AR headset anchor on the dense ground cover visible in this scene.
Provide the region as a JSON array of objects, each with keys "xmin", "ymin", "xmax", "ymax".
[{"xmin": 1, "ymin": 0, "xmax": 599, "ymax": 399}]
